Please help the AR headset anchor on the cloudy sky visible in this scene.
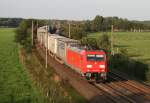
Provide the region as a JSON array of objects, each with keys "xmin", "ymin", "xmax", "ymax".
[{"xmin": 0, "ymin": 0, "xmax": 149, "ymax": 20}]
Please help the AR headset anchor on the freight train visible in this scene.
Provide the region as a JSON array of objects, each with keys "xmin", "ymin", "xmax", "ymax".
[{"xmin": 37, "ymin": 26, "xmax": 108, "ymax": 82}]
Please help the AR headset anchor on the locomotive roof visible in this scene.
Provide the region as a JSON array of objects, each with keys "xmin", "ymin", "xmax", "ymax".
[{"xmin": 69, "ymin": 45, "xmax": 105, "ymax": 54}]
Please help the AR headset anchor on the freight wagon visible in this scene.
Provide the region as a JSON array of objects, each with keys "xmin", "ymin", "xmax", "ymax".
[
  {"xmin": 48, "ymin": 35, "xmax": 65, "ymax": 54},
  {"xmin": 56, "ymin": 38, "xmax": 79, "ymax": 62},
  {"xmin": 37, "ymin": 26, "xmax": 108, "ymax": 82}
]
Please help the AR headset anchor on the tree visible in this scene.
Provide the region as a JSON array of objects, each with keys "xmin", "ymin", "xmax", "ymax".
[
  {"xmin": 61, "ymin": 22, "xmax": 86, "ymax": 40},
  {"xmin": 71, "ymin": 25, "xmax": 86, "ymax": 40},
  {"xmin": 97, "ymin": 33, "xmax": 111, "ymax": 52},
  {"xmin": 0, "ymin": 18, "xmax": 23, "ymax": 27},
  {"xmin": 83, "ymin": 20, "xmax": 92, "ymax": 32},
  {"xmin": 80, "ymin": 38, "xmax": 99, "ymax": 50},
  {"xmin": 15, "ymin": 19, "xmax": 33, "ymax": 53},
  {"xmin": 92, "ymin": 15, "xmax": 104, "ymax": 31}
]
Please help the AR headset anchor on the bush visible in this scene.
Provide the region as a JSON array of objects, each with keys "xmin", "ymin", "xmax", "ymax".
[
  {"xmin": 60, "ymin": 23, "xmax": 87, "ymax": 40},
  {"xmin": 80, "ymin": 38, "xmax": 99, "ymax": 50},
  {"xmin": 97, "ymin": 33, "xmax": 111, "ymax": 52},
  {"xmin": 80, "ymin": 33, "xmax": 111, "ymax": 55},
  {"xmin": 15, "ymin": 19, "xmax": 33, "ymax": 53},
  {"xmin": 109, "ymin": 48, "xmax": 149, "ymax": 81}
]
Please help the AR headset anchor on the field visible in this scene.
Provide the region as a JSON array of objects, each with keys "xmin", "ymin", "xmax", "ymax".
[
  {"xmin": 88, "ymin": 32, "xmax": 150, "ymax": 64},
  {"xmin": 0, "ymin": 28, "xmax": 46, "ymax": 103}
]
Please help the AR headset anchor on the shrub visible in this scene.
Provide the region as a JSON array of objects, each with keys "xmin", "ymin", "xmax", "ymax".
[
  {"xmin": 109, "ymin": 48, "xmax": 149, "ymax": 81},
  {"xmin": 97, "ymin": 33, "xmax": 111, "ymax": 53},
  {"xmin": 15, "ymin": 19, "xmax": 33, "ymax": 53}
]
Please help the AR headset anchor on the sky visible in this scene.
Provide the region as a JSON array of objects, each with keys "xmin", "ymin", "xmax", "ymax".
[{"xmin": 0, "ymin": 0, "xmax": 149, "ymax": 21}]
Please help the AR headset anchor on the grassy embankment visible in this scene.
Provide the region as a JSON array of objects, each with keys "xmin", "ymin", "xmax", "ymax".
[
  {"xmin": 0, "ymin": 28, "xmax": 86, "ymax": 103},
  {"xmin": 0, "ymin": 28, "xmax": 47, "ymax": 103},
  {"xmin": 88, "ymin": 32, "xmax": 150, "ymax": 83},
  {"xmin": 20, "ymin": 49, "xmax": 86, "ymax": 103}
]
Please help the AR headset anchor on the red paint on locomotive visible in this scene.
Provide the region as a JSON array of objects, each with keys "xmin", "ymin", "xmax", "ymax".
[{"xmin": 66, "ymin": 47, "xmax": 108, "ymax": 81}]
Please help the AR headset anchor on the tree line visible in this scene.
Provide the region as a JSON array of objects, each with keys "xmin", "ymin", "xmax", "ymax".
[
  {"xmin": 1, "ymin": 16, "xmax": 150, "ymax": 32},
  {"xmin": 49, "ymin": 15, "xmax": 150, "ymax": 40},
  {"xmin": 0, "ymin": 18, "xmax": 23, "ymax": 27},
  {"xmin": 83, "ymin": 15, "xmax": 150, "ymax": 32}
]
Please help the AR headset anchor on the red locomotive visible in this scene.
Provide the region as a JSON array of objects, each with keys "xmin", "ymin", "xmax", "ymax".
[
  {"xmin": 37, "ymin": 26, "xmax": 108, "ymax": 82},
  {"xmin": 66, "ymin": 47, "xmax": 108, "ymax": 81}
]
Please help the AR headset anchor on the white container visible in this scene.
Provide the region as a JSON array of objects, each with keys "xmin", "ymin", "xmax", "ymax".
[
  {"xmin": 56, "ymin": 37, "xmax": 79, "ymax": 61},
  {"xmin": 48, "ymin": 34, "xmax": 65, "ymax": 54}
]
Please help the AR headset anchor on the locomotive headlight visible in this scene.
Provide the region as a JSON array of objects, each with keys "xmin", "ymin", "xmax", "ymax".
[
  {"xmin": 87, "ymin": 65, "xmax": 92, "ymax": 68},
  {"xmin": 99, "ymin": 65, "xmax": 105, "ymax": 68}
]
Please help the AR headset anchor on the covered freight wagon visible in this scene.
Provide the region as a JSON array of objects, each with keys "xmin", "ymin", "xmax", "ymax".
[
  {"xmin": 37, "ymin": 26, "xmax": 48, "ymax": 46},
  {"xmin": 56, "ymin": 38, "xmax": 79, "ymax": 62},
  {"xmin": 48, "ymin": 34, "xmax": 65, "ymax": 54}
]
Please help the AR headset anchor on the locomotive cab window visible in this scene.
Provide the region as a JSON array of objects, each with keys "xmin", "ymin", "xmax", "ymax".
[{"xmin": 87, "ymin": 54, "xmax": 104, "ymax": 61}]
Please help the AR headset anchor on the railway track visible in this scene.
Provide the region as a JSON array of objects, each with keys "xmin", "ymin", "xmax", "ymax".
[
  {"xmin": 103, "ymin": 73, "xmax": 150, "ymax": 103},
  {"xmin": 109, "ymin": 72, "xmax": 150, "ymax": 95},
  {"xmin": 35, "ymin": 43, "xmax": 150, "ymax": 103},
  {"xmin": 92, "ymin": 72, "xmax": 150, "ymax": 103},
  {"xmin": 94, "ymin": 83, "xmax": 137, "ymax": 103}
]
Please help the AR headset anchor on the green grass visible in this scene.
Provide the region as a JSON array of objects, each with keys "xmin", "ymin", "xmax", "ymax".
[
  {"xmin": 0, "ymin": 28, "xmax": 46, "ymax": 103},
  {"xmin": 88, "ymin": 32, "xmax": 150, "ymax": 63}
]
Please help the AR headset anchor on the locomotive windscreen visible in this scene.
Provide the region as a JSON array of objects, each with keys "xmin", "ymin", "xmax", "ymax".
[{"xmin": 87, "ymin": 54, "xmax": 104, "ymax": 61}]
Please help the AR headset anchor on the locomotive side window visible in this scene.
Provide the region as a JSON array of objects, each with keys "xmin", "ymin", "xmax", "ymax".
[
  {"xmin": 87, "ymin": 54, "xmax": 104, "ymax": 61},
  {"xmin": 96, "ymin": 54, "xmax": 104, "ymax": 61},
  {"xmin": 87, "ymin": 54, "xmax": 95, "ymax": 61}
]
